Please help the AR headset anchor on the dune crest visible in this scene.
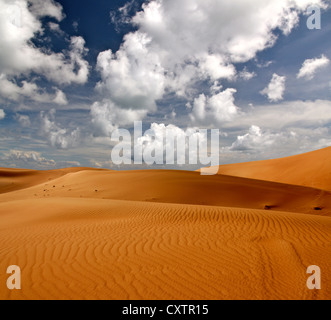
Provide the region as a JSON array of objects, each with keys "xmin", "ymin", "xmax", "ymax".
[
  {"xmin": 1, "ymin": 170, "xmax": 331, "ymax": 216},
  {"xmin": 0, "ymin": 167, "xmax": 107, "ymax": 195},
  {"xmin": 201, "ymin": 147, "xmax": 331, "ymax": 191}
]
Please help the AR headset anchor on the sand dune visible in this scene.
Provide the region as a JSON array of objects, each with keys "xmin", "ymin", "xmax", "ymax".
[
  {"xmin": 0, "ymin": 198, "xmax": 330, "ymax": 300},
  {"xmin": 0, "ymin": 149, "xmax": 330, "ymax": 300},
  {"xmin": 202, "ymin": 147, "xmax": 331, "ymax": 191},
  {"xmin": 1, "ymin": 169, "xmax": 331, "ymax": 216},
  {"xmin": 0, "ymin": 167, "xmax": 105, "ymax": 194}
]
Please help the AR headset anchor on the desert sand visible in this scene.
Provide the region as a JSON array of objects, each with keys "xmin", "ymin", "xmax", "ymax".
[
  {"xmin": 0, "ymin": 148, "xmax": 330, "ymax": 300},
  {"xmin": 203, "ymin": 146, "xmax": 331, "ymax": 190}
]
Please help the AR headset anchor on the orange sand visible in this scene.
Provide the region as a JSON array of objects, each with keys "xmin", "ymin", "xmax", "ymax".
[
  {"xmin": 0, "ymin": 148, "xmax": 330, "ymax": 300},
  {"xmin": 205, "ymin": 146, "xmax": 331, "ymax": 190}
]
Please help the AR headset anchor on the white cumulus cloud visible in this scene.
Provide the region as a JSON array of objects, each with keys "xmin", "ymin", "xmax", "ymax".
[
  {"xmin": 297, "ymin": 55, "xmax": 330, "ymax": 80},
  {"xmin": 190, "ymin": 88, "xmax": 240, "ymax": 126},
  {"xmin": 260, "ymin": 73, "xmax": 286, "ymax": 102},
  {"xmin": 96, "ymin": 32, "xmax": 165, "ymax": 112},
  {"xmin": 91, "ymin": 100, "xmax": 148, "ymax": 137}
]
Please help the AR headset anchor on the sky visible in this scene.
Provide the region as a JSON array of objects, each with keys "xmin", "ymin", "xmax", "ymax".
[{"xmin": 0, "ymin": 0, "xmax": 331, "ymax": 170}]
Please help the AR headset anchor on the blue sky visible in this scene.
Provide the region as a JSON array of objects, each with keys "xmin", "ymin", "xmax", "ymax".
[{"xmin": 0, "ymin": 0, "xmax": 331, "ymax": 170}]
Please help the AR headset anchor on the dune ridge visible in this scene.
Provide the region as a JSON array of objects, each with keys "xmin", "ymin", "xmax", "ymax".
[
  {"xmin": 202, "ymin": 147, "xmax": 331, "ymax": 191},
  {"xmin": 0, "ymin": 167, "xmax": 105, "ymax": 195},
  {"xmin": 1, "ymin": 170, "xmax": 331, "ymax": 216}
]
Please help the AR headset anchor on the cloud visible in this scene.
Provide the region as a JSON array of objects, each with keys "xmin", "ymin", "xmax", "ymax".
[
  {"xmin": 256, "ymin": 60, "xmax": 274, "ymax": 68},
  {"xmin": 135, "ymin": 123, "xmax": 209, "ymax": 165},
  {"xmin": 0, "ymin": 108, "xmax": 5, "ymax": 120},
  {"xmin": 28, "ymin": 0, "xmax": 64, "ymax": 21},
  {"xmin": 15, "ymin": 114, "xmax": 31, "ymax": 127},
  {"xmin": 95, "ymin": 32, "xmax": 165, "ymax": 112},
  {"xmin": 260, "ymin": 73, "xmax": 286, "ymax": 102},
  {"xmin": 190, "ymin": 88, "xmax": 240, "ymax": 126},
  {"xmin": 40, "ymin": 109, "xmax": 81, "ymax": 149},
  {"xmin": 132, "ymin": 0, "xmax": 317, "ymax": 63},
  {"xmin": 203, "ymin": 98, "xmax": 331, "ymax": 159},
  {"xmin": 91, "ymin": 99, "xmax": 331, "ymax": 167},
  {"xmin": 48, "ymin": 22, "xmax": 65, "ymax": 36},
  {"xmin": 92, "ymin": 31, "xmax": 165, "ymax": 136},
  {"xmin": 239, "ymin": 67, "xmax": 257, "ymax": 81},
  {"xmin": 297, "ymin": 55, "xmax": 330, "ymax": 80},
  {"xmin": 0, "ymin": 149, "xmax": 80, "ymax": 169},
  {"xmin": 0, "ymin": 0, "xmax": 89, "ymax": 104},
  {"xmin": 91, "ymin": 100, "xmax": 148, "ymax": 136},
  {"xmin": 0, "ymin": 1, "xmax": 89, "ymax": 82},
  {"xmin": 0, "ymin": 74, "xmax": 68, "ymax": 104},
  {"xmin": 110, "ymin": 0, "xmax": 138, "ymax": 31},
  {"xmin": 1, "ymin": 150, "xmax": 56, "ymax": 168},
  {"xmin": 34, "ymin": 36, "xmax": 90, "ymax": 86},
  {"xmin": 92, "ymin": 0, "xmax": 325, "ymax": 134},
  {"xmin": 53, "ymin": 89, "xmax": 68, "ymax": 105},
  {"xmin": 222, "ymin": 123, "xmax": 331, "ymax": 162},
  {"xmin": 198, "ymin": 53, "xmax": 236, "ymax": 81},
  {"xmin": 229, "ymin": 125, "xmax": 296, "ymax": 152},
  {"xmin": 223, "ymin": 99, "xmax": 331, "ymax": 131}
]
